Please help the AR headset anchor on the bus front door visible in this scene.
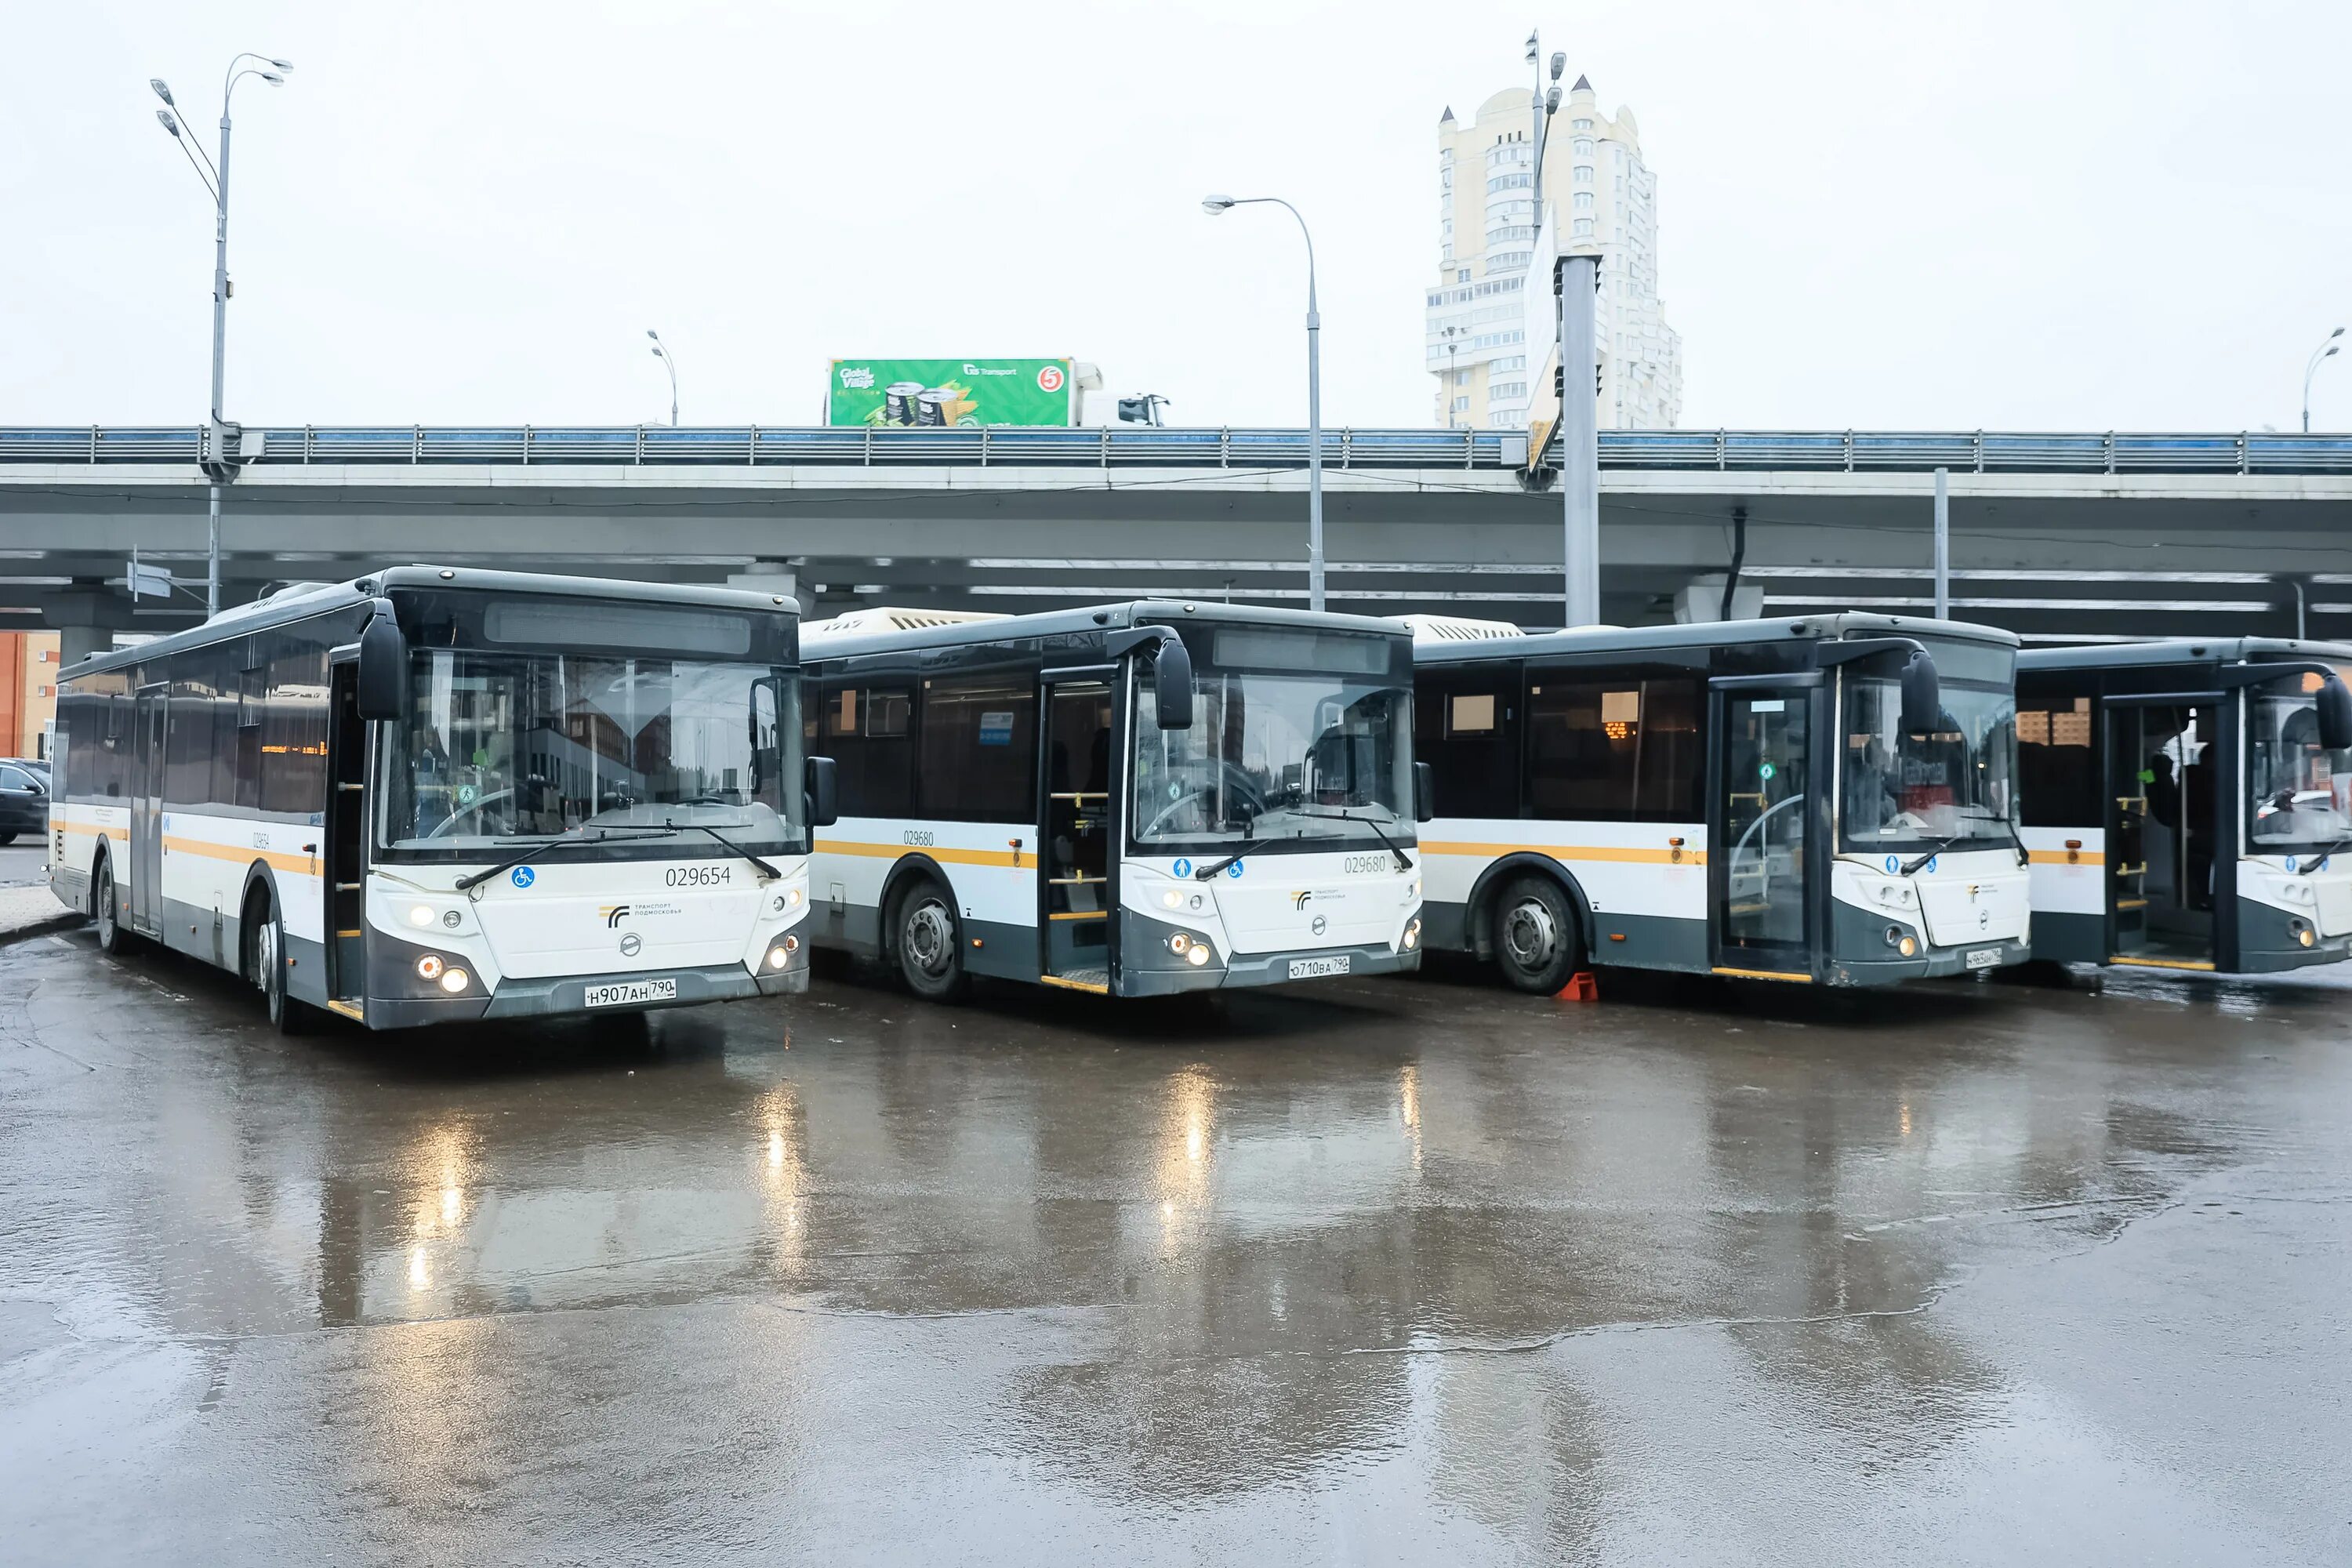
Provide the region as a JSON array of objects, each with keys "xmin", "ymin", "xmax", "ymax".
[
  {"xmin": 325, "ymin": 657, "xmax": 368, "ymax": 1014},
  {"xmin": 131, "ymin": 684, "xmax": 167, "ymax": 938},
  {"xmin": 1039, "ymin": 676, "xmax": 1116, "ymax": 993},
  {"xmin": 1711, "ymin": 683, "xmax": 1814, "ymax": 980},
  {"xmin": 2106, "ymin": 700, "xmax": 2212, "ymax": 967}
]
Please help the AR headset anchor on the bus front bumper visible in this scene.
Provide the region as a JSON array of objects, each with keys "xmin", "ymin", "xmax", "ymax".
[
  {"xmin": 1118, "ymin": 910, "xmax": 1421, "ymax": 996},
  {"xmin": 365, "ymin": 938, "xmax": 811, "ymax": 1029}
]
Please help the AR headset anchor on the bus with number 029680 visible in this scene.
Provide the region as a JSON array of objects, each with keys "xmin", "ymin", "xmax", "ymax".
[
  {"xmin": 799, "ymin": 601, "xmax": 1428, "ymax": 1000},
  {"xmin": 47, "ymin": 566, "xmax": 836, "ymax": 1031},
  {"xmin": 1405, "ymin": 612, "xmax": 2031, "ymax": 990},
  {"xmin": 2016, "ymin": 638, "xmax": 2352, "ymax": 975}
]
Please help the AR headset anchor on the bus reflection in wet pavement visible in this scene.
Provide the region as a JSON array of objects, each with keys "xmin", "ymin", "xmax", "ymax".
[{"xmin": 3, "ymin": 933, "xmax": 2348, "ymax": 1563}]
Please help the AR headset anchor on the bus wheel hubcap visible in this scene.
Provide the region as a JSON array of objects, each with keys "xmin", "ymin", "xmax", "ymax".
[
  {"xmin": 1504, "ymin": 901, "xmax": 1556, "ymax": 968},
  {"xmin": 906, "ymin": 901, "xmax": 953, "ymax": 975},
  {"xmin": 257, "ymin": 919, "xmax": 277, "ymax": 992},
  {"xmin": 97, "ymin": 870, "xmax": 114, "ymax": 939}
]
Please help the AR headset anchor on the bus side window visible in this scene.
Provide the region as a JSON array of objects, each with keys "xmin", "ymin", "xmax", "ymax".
[
  {"xmin": 1418, "ymin": 668, "xmax": 1519, "ymax": 818},
  {"xmin": 2017, "ymin": 697, "xmax": 2096, "ymax": 827},
  {"xmin": 818, "ymin": 681, "xmax": 913, "ymax": 818}
]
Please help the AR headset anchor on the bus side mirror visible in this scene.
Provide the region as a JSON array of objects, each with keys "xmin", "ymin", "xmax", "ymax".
[
  {"xmin": 1414, "ymin": 761, "xmax": 1435, "ymax": 823},
  {"xmin": 2318, "ymin": 674, "xmax": 2352, "ymax": 753},
  {"xmin": 357, "ymin": 608, "xmax": 406, "ymax": 722},
  {"xmin": 1152, "ymin": 637, "xmax": 1194, "ymax": 731},
  {"xmin": 804, "ymin": 754, "xmax": 838, "ymax": 829},
  {"xmin": 1900, "ymin": 650, "xmax": 1940, "ymax": 736}
]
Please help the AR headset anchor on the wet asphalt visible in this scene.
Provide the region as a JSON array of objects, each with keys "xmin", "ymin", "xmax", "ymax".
[{"xmin": 2, "ymin": 931, "xmax": 2348, "ymax": 1566}]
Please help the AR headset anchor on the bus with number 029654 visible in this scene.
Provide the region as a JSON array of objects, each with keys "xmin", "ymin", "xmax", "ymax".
[
  {"xmin": 799, "ymin": 601, "xmax": 1428, "ymax": 1000},
  {"xmin": 1405, "ymin": 612, "xmax": 2031, "ymax": 990},
  {"xmin": 2015, "ymin": 638, "xmax": 2352, "ymax": 975},
  {"xmin": 46, "ymin": 566, "xmax": 837, "ymax": 1031}
]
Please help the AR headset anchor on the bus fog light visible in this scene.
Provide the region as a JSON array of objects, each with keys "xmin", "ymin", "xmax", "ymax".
[
  {"xmin": 1185, "ymin": 944, "xmax": 1211, "ymax": 967},
  {"xmin": 439, "ymin": 967, "xmax": 470, "ymax": 993},
  {"xmin": 1883, "ymin": 926, "xmax": 1902, "ymax": 949},
  {"xmin": 407, "ymin": 905, "xmax": 435, "ymax": 928},
  {"xmin": 2296, "ymin": 922, "xmax": 2315, "ymax": 948},
  {"xmin": 416, "ymin": 954, "xmax": 445, "ymax": 981},
  {"xmin": 1899, "ymin": 935, "xmax": 1918, "ymax": 957},
  {"xmin": 1404, "ymin": 918, "xmax": 1421, "ymax": 950},
  {"xmin": 1169, "ymin": 933, "xmax": 1191, "ymax": 955}
]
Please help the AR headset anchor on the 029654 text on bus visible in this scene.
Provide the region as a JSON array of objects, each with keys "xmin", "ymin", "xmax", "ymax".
[
  {"xmin": 800, "ymin": 601, "xmax": 1428, "ymax": 1000},
  {"xmin": 45, "ymin": 566, "xmax": 834, "ymax": 1030},
  {"xmin": 1404, "ymin": 612, "xmax": 2030, "ymax": 990}
]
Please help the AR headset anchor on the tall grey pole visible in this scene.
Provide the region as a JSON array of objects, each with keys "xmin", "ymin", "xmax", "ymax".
[
  {"xmin": 1305, "ymin": 260, "xmax": 1323, "ymax": 612},
  {"xmin": 206, "ymin": 103, "xmax": 232, "ymax": 619},
  {"xmin": 1559, "ymin": 252, "xmax": 1600, "ymax": 626},
  {"xmin": 1933, "ymin": 466, "xmax": 1951, "ymax": 619}
]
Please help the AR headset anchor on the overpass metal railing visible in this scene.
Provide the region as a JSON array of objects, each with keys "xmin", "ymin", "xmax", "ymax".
[{"xmin": 3, "ymin": 424, "xmax": 2352, "ymax": 475}]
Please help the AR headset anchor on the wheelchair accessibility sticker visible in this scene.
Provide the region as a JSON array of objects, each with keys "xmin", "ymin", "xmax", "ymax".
[{"xmin": 512, "ymin": 866, "xmax": 535, "ymax": 889}]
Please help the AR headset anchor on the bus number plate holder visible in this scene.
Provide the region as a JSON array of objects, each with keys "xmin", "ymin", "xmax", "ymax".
[
  {"xmin": 586, "ymin": 978, "xmax": 677, "ymax": 1007},
  {"xmin": 1288, "ymin": 956, "xmax": 1351, "ymax": 980},
  {"xmin": 1965, "ymin": 947, "xmax": 2000, "ymax": 971}
]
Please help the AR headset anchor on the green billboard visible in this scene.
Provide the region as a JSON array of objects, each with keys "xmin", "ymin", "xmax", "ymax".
[{"xmin": 828, "ymin": 358, "xmax": 1076, "ymax": 427}]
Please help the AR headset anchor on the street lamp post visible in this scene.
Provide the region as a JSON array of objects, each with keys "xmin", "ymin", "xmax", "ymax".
[
  {"xmin": 2304, "ymin": 327, "xmax": 2343, "ymax": 433},
  {"xmin": 648, "ymin": 329, "xmax": 679, "ymax": 426},
  {"xmin": 1526, "ymin": 34, "xmax": 1564, "ymax": 220},
  {"xmin": 151, "ymin": 53, "xmax": 290, "ymax": 618},
  {"xmin": 1443, "ymin": 326, "xmax": 1462, "ymax": 426},
  {"xmin": 1203, "ymin": 194, "xmax": 1324, "ymax": 612}
]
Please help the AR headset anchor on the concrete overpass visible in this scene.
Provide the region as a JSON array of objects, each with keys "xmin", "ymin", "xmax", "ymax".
[{"xmin": 5, "ymin": 424, "xmax": 2351, "ymax": 655}]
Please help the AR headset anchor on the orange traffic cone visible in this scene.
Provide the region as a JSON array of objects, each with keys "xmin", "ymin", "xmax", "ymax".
[{"xmin": 1555, "ymin": 970, "xmax": 1600, "ymax": 1003}]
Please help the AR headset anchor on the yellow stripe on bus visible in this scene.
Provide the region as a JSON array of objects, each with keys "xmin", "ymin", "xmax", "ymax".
[
  {"xmin": 1711, "ymin": 965, "xmax": 1814, "ymax": 983},
  {"xmin": 161, "ymin": 835, "xmax": 318, "ymax": 877},
  {"xmin": 2028, "ymin": 849, "xmax": 2106, "ymax": 866},
  {"xmin": 815, "ymin": 838, "xmax": 1027, "ymax": 869},
  {"xmin": 1418, "ymin": 840, "xmax": 1707, "ymax": 866}
]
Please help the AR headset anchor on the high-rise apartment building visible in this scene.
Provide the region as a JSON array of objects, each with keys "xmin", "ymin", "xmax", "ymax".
[{"xmin": 1425, "ymin": 78, "xmax": 1682, "ymax": 430}]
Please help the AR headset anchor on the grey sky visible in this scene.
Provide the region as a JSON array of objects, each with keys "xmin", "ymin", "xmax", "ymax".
[{"xmin": 6, "ymin": 0, "xmax": 2348, "ymax": 431}]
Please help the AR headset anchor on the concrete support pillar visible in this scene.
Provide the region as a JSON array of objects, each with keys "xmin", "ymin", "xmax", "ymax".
[
  {"xmin": 728, "ymin": 561, "xmax": 812, "ymax": 617},
  {"xmin": 1556, "ymin": 249, "xmax": 1602, "ymax": 627},
  {"xmin": 56, "ymin": 626, "xmax": 109, "ymax": 668}
]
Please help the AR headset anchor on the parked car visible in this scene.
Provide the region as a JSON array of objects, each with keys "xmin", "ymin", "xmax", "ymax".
[{"xmin": 0, "ymin": 760, "xmax": 49, "ymax": 844}]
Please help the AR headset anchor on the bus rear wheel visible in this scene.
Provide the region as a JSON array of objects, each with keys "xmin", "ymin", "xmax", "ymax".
[
  {"xmin": 1492, "ymin": 875, "xmax": 1581, "ymax": 995},
  {"xmin": 892, "ymin": 878, "xmax": 970, "ymax": 1003}
]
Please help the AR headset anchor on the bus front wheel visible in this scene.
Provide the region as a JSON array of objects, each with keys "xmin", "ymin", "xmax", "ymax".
[
  {"xmin": 251, "ymin": 892, "xmax": 307, "ymax": 1035},
  {"xmin": 892, "ymin": 878, "xmax": 970, "ymax": 1003},
  {"xmin": 1492, "ymin": 876, "xmax": 1581, "ymax": 995},
  {"xmin": 93, "ymin": 853, "xmax": 137, "ymax": 956}
]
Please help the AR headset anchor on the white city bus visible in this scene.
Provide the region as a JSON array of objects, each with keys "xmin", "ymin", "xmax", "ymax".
[
  {"xmin": 1406, "ymin": 613, "xmax": 2031, "ymax": 989},
  {"xmin": 48, "ymin": 567, "xmax": 834, "ymax": 1030},
  {"xmin": 800, "ymin": 601, "xmax": 1427, "ymax": 1000},
  {"xmin": 2016, "ymin": 638, "xmax": 2352, "ymax": 974}
]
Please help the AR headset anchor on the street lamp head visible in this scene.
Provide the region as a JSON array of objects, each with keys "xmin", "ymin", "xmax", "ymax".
[
  {"xmin": 1551, "ymin": 51, "xmax": 1566, "ymax": 82},
  {"xmin": 1200, "ymin": 194, "xmax": 1236, "ymax": 215},
  {"xmin": 1545, "ymin": 85, "xmax": 1563, "ymax": 114},
  {"xmin": 155, "ymin": 108, "xmax": 182, "ymax": 137},
  {"xmin": 651, "ymin": 346, "xmax": 666, "ymax": 358},
  {"xmin": 2329, "ymin": 345, "xmax": 2343, "ymax": 361},
  {"xmin": 1525, "ymin": 31, "xmax": 1539, "ymax": 64},
  {"xmin": 269, "ymin": 57, "xmax": 293, "ymax": 70},
  {"xmin": 2334, "ymin": 327, "xmax": 2347, "ymax": 339},
  {"xmin": 646, "ymin": 328, "xmax": 661, "ymax": 339},
  {"xmin": 260, "ymin": 71, "xmax": 285, "ymax": 85},
  {"xmin": 150, "ymin": 78, "xmax": 174, "ymax": 106}
]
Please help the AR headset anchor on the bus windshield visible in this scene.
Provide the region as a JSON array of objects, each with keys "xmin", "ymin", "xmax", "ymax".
[
  {"xmin": 2249, "ymin": 677, "xmax": 2352, "ymax": 850},
  {"xmin": 1842, "ymin": 664, "xmax": 2018, "ymax": 853},
  {"xmin": 1131, "ymin": 630, "xmax": 1412, "ymax": 849},
  {"xmin": 378, "ymin": 648, "xmax": 804, "ymax": 854}
]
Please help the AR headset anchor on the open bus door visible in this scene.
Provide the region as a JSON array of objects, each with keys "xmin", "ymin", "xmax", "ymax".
[
  {"xmin": 1709, "ymin": 676, "xmax": 1819, "ymax": 981},
  {"xmin": 324, "ymin": 655, "xmax": 369, "ymax": 1018},
  {"xmin": 1038, "ymin": 673, "xmax": 1116, "ymax": 993},
  {"xmin": 2105, "ymin": 700, "xmax": 2215, "ymax": 971}
]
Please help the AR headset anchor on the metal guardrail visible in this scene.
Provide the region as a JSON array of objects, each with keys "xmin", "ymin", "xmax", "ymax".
[{"xmin": 2, "ymin": 424, "xmax": 2350, "ymax": 475}]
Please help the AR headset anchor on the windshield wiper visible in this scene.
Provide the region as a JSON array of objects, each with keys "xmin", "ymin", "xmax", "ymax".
[
  {"xmin": 1898, "ymin": 833, "xmax": 1968, "ymax": 877},
  {"xmin": 1292, "ymin": 805, "xmax": 1414, "ymax": 872},
  {"xmin": 672, "ymin": 820, "xmax": 782, "ymax": 882},
  {"xmin": 453, "ymin": 824, "xmax": 673, "ymax": 892}
]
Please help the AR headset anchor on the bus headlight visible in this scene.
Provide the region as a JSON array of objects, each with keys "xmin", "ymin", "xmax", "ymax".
[
  {"xmin": 1403, "ymin": 917, "xmax": 1421, "ymax": 950},
  {"xmin": 771, "ymin": 888, "xmax": 804, "ymax": 913},
  {"xmin": 416, "ymin": 954, "xmax": 445, "ymax": 981},
  {"xmin": 767, "ymin": 935, "xmax": 800, "ymax": 970},
  {"xmin": 408, "ymin": 905, "xmax": 436, "ymax": 928},
  {"xmin": 1186, "ymin": 943, "xmax": 1211, "ymax": 967},
  {"xmin": 1163, "ymin": 890, "xmax": 1183, "ymax": 909},
  {"xmin": 440, "ymin": 967, "xmax": 470, "ymax": 993},
  {"xmin": 1885, "ymin": 926, "xmax": 1918, "ymax": 957}
]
